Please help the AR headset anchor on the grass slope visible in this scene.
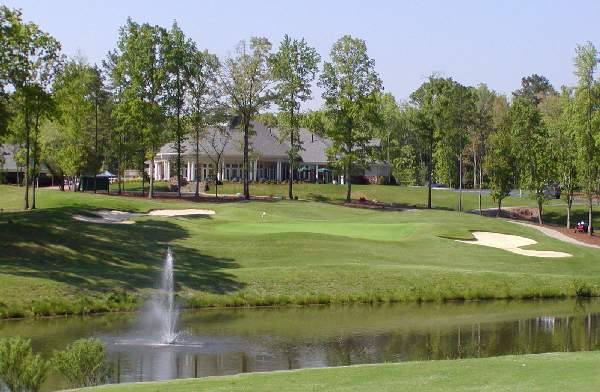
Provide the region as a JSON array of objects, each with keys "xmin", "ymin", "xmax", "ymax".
[
  {"xmin": 112, "ymin": 181, "xmax": 599, "ymax": 227},
  {"xmin": 1, "ymin": 185, "xmax": 600, "ymax": 318},
  {"xmin": 72, "ymin": 352, "xmax": 600, "ymax": 392}
]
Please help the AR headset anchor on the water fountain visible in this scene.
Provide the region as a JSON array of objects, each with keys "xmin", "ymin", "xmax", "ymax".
[
  {"xmin": 156, "ymin": 247, "xmax": 179, "ymax": 344},
  {"xmin": 114, "ymin": 247, "xmax": 182, "ymax": 347}
]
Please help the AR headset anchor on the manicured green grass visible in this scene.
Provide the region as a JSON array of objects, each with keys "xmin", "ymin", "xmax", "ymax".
[
  {"xmin": 213, "ymin": 182, "xmax": 541, "ymax": 210},
  {"xmin": 71, "ymin": 351, "xmax": 600, "ymax": 392},
  {"xmin": 1, "ymin": 184, "xmax": 600, "ymax": 318}
]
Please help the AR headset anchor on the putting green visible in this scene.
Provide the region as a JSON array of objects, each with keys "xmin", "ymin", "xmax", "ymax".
[{"xmin": 212, "ymin": 221, "xmax": 421, "ymax": 242}]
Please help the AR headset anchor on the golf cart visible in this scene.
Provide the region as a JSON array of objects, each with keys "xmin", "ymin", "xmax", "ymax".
[{"xmin": 575, "ymin": 221, "xmax": 594, "ymax": 234}]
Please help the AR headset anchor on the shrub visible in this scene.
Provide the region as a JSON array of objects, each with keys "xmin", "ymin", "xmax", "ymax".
[
  {"xmin": 52, "ymin": 338, "xmax": 111, "ymax": 388},
  {"xmin": 0, "ymin": 337, "xmax": 48, "ymax": 392},
  {"xmin": 572, "ymin": 279, "xmax": 593, "ymax": 297}
]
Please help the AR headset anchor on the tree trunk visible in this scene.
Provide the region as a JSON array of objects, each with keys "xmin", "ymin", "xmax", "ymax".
[
  {"xmin": 176, "ymin": 109, "xmax": 182, "ymax": 198},
  {"xmin": 478, "ymin": 164, "xmax": 483, "ymax": 215},
  {"xmin": 497, "ymin": 198, "xmax": 502, "ymax": 218},
  {"xmin": 94, "ymin": 96, "xmax": 98, "ymax": 194},
  {"xmin": 243, "ymin": 118, "xmax": 250, "ymax": 200},
  {"xmin": 195, "ymin": 130, "xmax": 200, "ymax": 198},
  {"xmin": 538, "ymin": 200, "xmax": 543, "ymax": 225},
  {"xmin": 288, "ymin": 131, "xmax": 293, "ymax": 200},
  {"xmin": 149, "ymin": 148, "xmax": 155, "ymax": 199},
  {"xmin": 117, "ymin": 157, "xmax": 122, "ymax": 195},
  {"xmin": 31, "ymin": 101, "xmax": 40, "ymax": 210},
  {"xmin": 24, "ymin": 105, "xmax": 30, "ymax": 210},
  {"xmin": 458, "ymin": 156, "xmax": 463, "ymax": 212},
  {"xmin": 589, "ymin": 198, "xmax": 594, "ymax": 235},
  {"xmin": 141, "ymin": 149, "xmax": 145, "ymax": 197},
  {"xmin": 427, "ymin": 162, "xmax": 432, "ymax": 209},
  {"xmin": 32, "ymin": 174, "xmax": 37, "ymax": 209},
  {"xmin": 473, "ymin": 149, "xmax": 477, "ymax": 189},
  {"xmin": 345, "ymin": 163, "xmax": 352, "ymax": 203},
  {"xmin": 566, "ymin": 194, "xmax": 572, "ymax": 229},
  {"xmin": 427, "ymin": 130, "xmax": 433, "ymax": 209}
]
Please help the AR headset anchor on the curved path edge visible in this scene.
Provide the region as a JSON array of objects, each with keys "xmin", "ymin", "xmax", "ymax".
[{"xmin": 507, "ymin": 220, "xmax": 600, "ymax": 249}]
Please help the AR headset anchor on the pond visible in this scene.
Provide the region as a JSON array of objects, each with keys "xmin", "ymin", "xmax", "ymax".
[{"xmin": 2, "ymin": 299, "xmax": 600, "ymax": 391}]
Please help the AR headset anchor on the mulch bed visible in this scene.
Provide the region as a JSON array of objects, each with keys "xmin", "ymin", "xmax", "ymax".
[{"xmin": 482, "ymin": 206, "xmax": 600, "ymax": 246}]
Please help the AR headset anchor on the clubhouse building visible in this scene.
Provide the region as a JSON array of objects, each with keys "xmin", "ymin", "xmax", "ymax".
[{"xmin": 153, "ymin": 121, "xmax": 391, "ymax": 184}]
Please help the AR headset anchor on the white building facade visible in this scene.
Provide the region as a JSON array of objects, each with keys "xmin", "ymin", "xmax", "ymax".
[{"xmin": 153, "ymin": 121, "xmax": 390, "ymax": 185}]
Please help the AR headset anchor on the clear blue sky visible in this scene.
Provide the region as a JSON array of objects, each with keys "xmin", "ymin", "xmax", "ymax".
[{"xmin": 6, "ymin": 0, "xmax": 600, "ymax": 108}]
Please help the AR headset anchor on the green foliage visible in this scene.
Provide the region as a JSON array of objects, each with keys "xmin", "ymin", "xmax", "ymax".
[
  {"xmin": 51, "ymin": 57, "xmax": 108, "ymax": 178},
  {"xmin": 106, "ymin": 18, "xmax": 167, "ymax": 196},
  {"xmin": 52, "ymin": 338, "xmax": 111, "ymax": 388},
  {"xmin": 485, "ymin": 127, "xmax": 514, "ymax": 213},
  {"xmin": 508, "ymin": 98, "xmax": 556, "ymax": 223},
  {"xmin": 572, "ymin": 279, "xmax": 593, "ymax": 297},
  {"xmin": 270, "ymin": 34, "xmax": 320, "ymax": 198},
  {"xmin": 0, "ymin": 337, "xmax": 47, "ymax": 392},
  {"xmin": 220, "ymin": 36, "xmax": 273, "ymax": 199},
  {"xmin": 318, "ymin": 35, "xmax": 382, "ymax": 202},
  {"xmin": 512, "ymin": 74, "xmax": 557, "ymax": 105}
]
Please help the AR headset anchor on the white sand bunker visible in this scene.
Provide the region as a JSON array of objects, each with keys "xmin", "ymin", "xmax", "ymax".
[
  {"xmin": 148, "ymin": 209, "xmax": 215, "ymax": 217},
  {"xmin": 456, "ymin": 231, "xmax": 572, "ymax": 258},
  {"xmin": 73, "ymin": 208, "xmax": 215, "ymax": 225},
  {"xmin": 73, "ymin": 210, "xmax": 137, "ymax": 225}
]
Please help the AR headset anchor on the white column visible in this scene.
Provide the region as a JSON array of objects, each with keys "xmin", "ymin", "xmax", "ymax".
[
  {"xmin": 166, "ymin": 161, "xmax": 170, "ymax": 180},
  {"xmin": 315, "ymin": 164, "xmax": 319, "ymax": 183},
  {"xmin": 153, "ymin": 161, "xmax": 158, "ymax": 179},
  {"xmin": 276, "ymin": 161, "xmax": 282, "ymax": 181},
  {"xmin": 340, "ymin": 175, "xmax": 345, "ymax": 185},
  {"xmin": 221, "ymin": 159, "xmax": 226, "ymax": 181}
]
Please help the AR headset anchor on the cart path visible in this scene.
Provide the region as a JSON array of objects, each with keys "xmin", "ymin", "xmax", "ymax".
[{"xmin": 507, "ymin": 221, "xmax": 600, "ymax": 249}]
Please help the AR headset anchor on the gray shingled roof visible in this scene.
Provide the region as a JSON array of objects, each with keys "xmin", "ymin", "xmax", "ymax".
[
  {"xmin": 157, "ymin": 121, "xmax": 380, "ymax": 164},
  {"xmin": 158, "ymin": 121, "xmax": 289, "ymax": 160},
  {"xmin": 1, "ymin": 144, "xmax": 49, "ymax": 173}
]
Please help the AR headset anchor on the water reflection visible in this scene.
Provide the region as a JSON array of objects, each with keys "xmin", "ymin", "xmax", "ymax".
[{"xmin": 2, "ymin": 299, "xmax": 600, "ymax": 390}]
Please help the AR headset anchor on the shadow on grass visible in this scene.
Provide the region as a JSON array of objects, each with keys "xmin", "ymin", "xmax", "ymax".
[{"xmin": 0, "ymin": 207, "xmax": 244, "ymax": 295}]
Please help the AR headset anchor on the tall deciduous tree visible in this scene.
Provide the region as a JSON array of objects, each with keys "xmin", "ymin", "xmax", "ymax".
[
  {"xmin": 410, "ymin": 77, "xmax": 472, "ymax": 209},
  {"xmin": 188, "ymin": 49, "xmax": 221, "ymax": 197},
  {"xmin": 199, "ymin": 124, "xmax": 231, "ymax": 198},
  {"xmin": 220, "ymin": 37, "xmax": 273, "ymax": 200},
  {"xmin": 106, "ymin": 18, "xmax": 166, "ymax": 198},
  {"xmin": 509, "ymin": 98, "xmax": 555, "ymax": 224},
  {"xmin": 486, "ymin": 126, "xmax": 515, "ymax": 217},
  {"xmin": 52, "ymin": 57, "xmax": 102, "ymax": 189},
  {"xmin": 573, "ymin": 41, "xmax": 599, "ymax": 235},
  {"xmin": 471, "ymin": 84, "xmax": 496, "ymax": 214},
  {"xmin": 270, "ymin": 35, "xmax": 320, "ymax": 199},
  {"xmin": 163, "ymin": 22, "xmax": 194, "ymax": 197},
  {"xmin": 543, "ymin": 88, "xmax": 578, "ymax": 228},
  {"xmin": 319, "ymin": 35, "xmax": 382, "ymax": 203},
  {"xmin": 2, "ymin": 7, "xmax": 61, "ymax": 209},
  {"xmin": 512, "ymin": 74, "xmax": 557, "ymax": 106}
]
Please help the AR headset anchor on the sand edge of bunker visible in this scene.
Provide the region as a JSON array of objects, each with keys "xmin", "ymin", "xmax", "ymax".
[
  {"xmin": 72, "ymin": 208, "xmax": 215, "ymax": 224},
  {"xmin": 456, "ymin": 231, "xmax": 572, "ymax": 258}
]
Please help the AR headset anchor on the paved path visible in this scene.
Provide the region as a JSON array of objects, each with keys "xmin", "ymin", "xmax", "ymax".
[{"xmin": 508, "ymin": 220, "xmax": 600, "ymax": 249}]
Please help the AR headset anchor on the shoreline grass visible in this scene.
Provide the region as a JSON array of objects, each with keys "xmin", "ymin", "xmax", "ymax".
[{"xmin": 69, "ymin": 351, "xmax": 600, "ymax": 391}]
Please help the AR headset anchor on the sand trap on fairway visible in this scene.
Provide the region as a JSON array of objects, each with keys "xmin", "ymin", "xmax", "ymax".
[
  {"xmin": 456, "ymin": 231, "xmax": 572, "ymax": 258},
  {"xmin": 73, "ymin": 208, "xmax": 215, "ymax": 224},
  {"xmin": 73, "ymin": 210, "xmax": 137, "ymax": 225},
  {"xmin": 147, "ymin": 209, "xmax": 215, "ymax": 217}
]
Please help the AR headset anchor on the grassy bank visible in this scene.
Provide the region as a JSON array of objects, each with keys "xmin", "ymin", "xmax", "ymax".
[
  {"xmin": 71, "ymin": 352, "xmax": 600, "ymax": 391},
  {"xmin": 1, "ymin": 185, "xmax": 600, "ymax": 318},
  {"xmin": 116, "ymin": 181, "xmax": 599, "ymax": 228}
]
